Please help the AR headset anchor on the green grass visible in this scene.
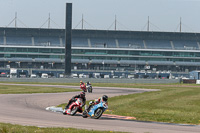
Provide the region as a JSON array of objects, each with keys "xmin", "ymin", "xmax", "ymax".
[
  {"xmin": 105, "ymin": 84, "xmax": 200, "ymax": 125},
  {"xmin": 0, "ymin": 85, "xmax": 79, "ymax": 94},
  {"xmin": 0, "ymin": 123, "xmax": 124, "ymax": 133}
]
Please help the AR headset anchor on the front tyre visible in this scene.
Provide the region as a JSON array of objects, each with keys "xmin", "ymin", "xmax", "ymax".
[
  {"xmin": 88, "ymin": 87, "xmax": 92, "ymax": 93},
  {"xmin": 70, "ymin": 106, "xmax": 79, "ymax": 116},
  {"xmin": 94, "ymin": 108, "xmax": 103, "ymax": 119}
]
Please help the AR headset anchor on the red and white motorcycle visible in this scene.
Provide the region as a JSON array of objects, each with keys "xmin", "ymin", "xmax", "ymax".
[
  {"xmin": 63, "ymin": 98, "xmax": 83, "ymax": 116},
  {"xmin": 80, "ymin": 84, "xmax": 87, "ymax": 92}
]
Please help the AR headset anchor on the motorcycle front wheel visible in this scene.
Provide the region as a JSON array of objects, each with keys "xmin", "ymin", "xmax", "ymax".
[
  {"xmin": 88, "ymin": 87, "xmax": 92, "ymax": 93},
  {"xmin": 70, "ymin": 106, "xmax": 79, "ymax": 116},
  {"xmin": 94, "ymin": 108, "xmax": 103, "ymax": 119}
]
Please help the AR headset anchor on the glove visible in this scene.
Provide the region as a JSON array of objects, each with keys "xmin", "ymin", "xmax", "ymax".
[{"xmin": 89, "ymin": 101, "xmax": 94, "ymax": 105}]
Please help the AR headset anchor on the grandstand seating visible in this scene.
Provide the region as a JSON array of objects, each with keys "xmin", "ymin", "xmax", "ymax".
[
  {"xmin": 6, "ymin": 36, "xmax": 32, "ymax": 45},
  {"xmin": 1, "ymin": 28, "xmax": 200, "ymax": 52},
  {"xmin": 3, "ymin": 35, "xmax": 200, "ymax": 51},
  {"xmin": 173, "ymin": 40, "xmax": 198, "ymax": 50},
  {"xmin": 145, "ymin": 40, "xmax": 172, "ymax": 49},
  {"xmin": 89, "ymin": 38, "xmax": 116, "ymax": 48},
  {"xmin": 72, "ymin": 37, "xmax": 89, "ymax": 47},
  {"xmin": 0, "ymin": 36, "xmax": 3, "ymax": 44},
  {"xmin": 1, "ymin": 28, "xmax": 200, "ymax": 51},
  {"xmin": 87, "ymin": 38, "xmax": 104, "ymax": 47},
  {"xmin": 34, "ymin": 36, "xmax": 60, "ymax": 46},
  {"xmin": 117, "ymin": 38, "xmax": 144, "ymax": 49}
]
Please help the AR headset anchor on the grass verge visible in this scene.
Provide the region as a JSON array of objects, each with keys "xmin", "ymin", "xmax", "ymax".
[
  {"xmin": 105, "ymin": 84, "xmax": 200, "ymax": 125},
  {"xmin": 0, "ymin": 85, "xmax": 79, "ymax": 94},
  {"xmin": 0, "ymin": 123, "xmax": 124, "ymax": 133}
]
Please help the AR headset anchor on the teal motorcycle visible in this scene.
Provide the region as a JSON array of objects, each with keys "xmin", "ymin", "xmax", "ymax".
[{"xmin": 82, "ymin": 101, "xmax": 108, "ymax": 119}]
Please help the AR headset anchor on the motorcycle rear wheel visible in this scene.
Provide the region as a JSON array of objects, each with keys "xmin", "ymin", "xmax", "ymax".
[
  {"xmin": 82, "ymin": 110, "xmax": 88, "ymax": 118},
  {"xmin": 63, "ymin": 109, "xmax": 67, "ymax": 115}
]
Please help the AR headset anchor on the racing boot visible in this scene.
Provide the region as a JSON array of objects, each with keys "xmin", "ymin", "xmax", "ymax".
[
  {"xmin": 63, "ymin": 108, "xmax": 67, "ymax": 115},
  {"xmin": 86, "ymin": 105, "xmax": 92, "ymax": 113},
  {"xmin": 65, "ymin": 100, "xmax": 72, "ymax": 109},
  {"xmin": 65, "ymin": 104, "xmax": 69, "ymax": 109},
  {"xmin": 84, "ymin": 105, "xmax": 89, "ymax": 113}
]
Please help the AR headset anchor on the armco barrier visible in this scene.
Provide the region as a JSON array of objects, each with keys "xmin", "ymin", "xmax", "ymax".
[
  {"xmin": 0, "ymin": 78, "xmax": 180, "ymax": 84},
  {"xmin": 183, "ymin": 79, "xmax": 196, "ymax": 84}
]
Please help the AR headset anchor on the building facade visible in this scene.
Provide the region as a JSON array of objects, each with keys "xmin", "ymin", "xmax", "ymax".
[{"xmin": 0, "ymin": 27, "xmax": 200, "ymax": 77}]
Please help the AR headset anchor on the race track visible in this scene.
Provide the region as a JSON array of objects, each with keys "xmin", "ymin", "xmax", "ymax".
[{"xmin": 0, "ymin": 84, "xmax": 199, "ymax": 133}]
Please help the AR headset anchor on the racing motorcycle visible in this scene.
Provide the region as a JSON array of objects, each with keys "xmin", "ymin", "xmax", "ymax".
[
  {"xmin": 86, "ymin": 84, "xmax": 92, "ymax": 93},
  {"xmin": 80, "ymin": 84, "xmax": 87, "ymax": 92},
  {"xmin": 82, "ymin": 100, "xmax": 108, "ymax": 119},
  {"xmin": 63, "ymin": 98, "xmax": 83, "ymax": 116}
]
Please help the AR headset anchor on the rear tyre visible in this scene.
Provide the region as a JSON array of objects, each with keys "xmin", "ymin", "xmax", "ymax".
[
  {"xmin": 82, "ymin": 110, "xmax": 88, "ymax": 118},
  {"xmin": 94, "ymin": 108, "xmax": 103, "ymax": 119}
]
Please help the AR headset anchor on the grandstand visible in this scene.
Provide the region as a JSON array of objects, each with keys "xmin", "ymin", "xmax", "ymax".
[{"xmin": 0, "ymin": 27, "xmax": 200, "ymax": 78}]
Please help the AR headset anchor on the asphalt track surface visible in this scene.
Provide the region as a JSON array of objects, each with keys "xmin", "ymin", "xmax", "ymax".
[{"xmin": 0, "ymin": 83, "xmax": 200, "ymax": 133}]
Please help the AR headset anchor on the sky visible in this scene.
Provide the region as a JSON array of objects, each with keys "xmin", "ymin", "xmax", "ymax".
[{"xmin": 0, "ymin": 0, "xmax": 200, "ymax": 33}]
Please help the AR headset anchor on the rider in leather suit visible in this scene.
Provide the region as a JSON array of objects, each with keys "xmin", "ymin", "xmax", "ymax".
[
  {"xmin": 65, "ymin": 92, "xmax": 86, "ymax": 111},
  {"xmin": 86, "ymin": 95, "xmax": 108, "ymax": 112}
]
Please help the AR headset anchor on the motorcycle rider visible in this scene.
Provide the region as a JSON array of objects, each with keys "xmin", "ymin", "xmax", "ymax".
[
  {"xmin": 80, "ymin": 80, "xmax": 86, "ymax": 92},
  {"xmin": 86, "ymin": 95, "xmax": 108, "ymax": 112},
  {"xmin": 65, "ymin": 92, "xmax": 86, "ymax": 114},
  {"xmin": 86, "ymin": 81, "xmax": 92, "ymax": 92},
  {"xmin": 86, "ymin": 81, "xmax": 91, "ymax": 86}
]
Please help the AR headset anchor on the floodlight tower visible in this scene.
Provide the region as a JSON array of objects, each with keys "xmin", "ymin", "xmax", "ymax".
[{"xmin": 65, "ymin": 3, "xmax": 72, "ymax": 76}]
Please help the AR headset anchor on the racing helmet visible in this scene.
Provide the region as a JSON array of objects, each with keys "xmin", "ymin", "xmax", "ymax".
[
  {"xmin": 80, "ymin": 80, "xmax": 83, "ymax": 84},
  {"xmin": 80, "ymin": 92, "xmax": 85, "ymax": 98},
  {"xmin": 102, "ymin": 95, "xmax": 108, "ymax": 102}
]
